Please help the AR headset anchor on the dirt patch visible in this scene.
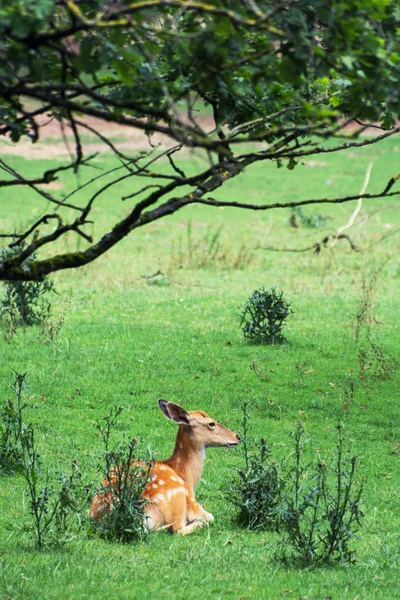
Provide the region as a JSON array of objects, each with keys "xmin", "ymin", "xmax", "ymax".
[
  {"xmin": 37, "ymin": 181, "xmax": 64, "ymax": 189},
  {"xmin": 0, "ymin": 113, "xmax": 215, "ymax": 159}
]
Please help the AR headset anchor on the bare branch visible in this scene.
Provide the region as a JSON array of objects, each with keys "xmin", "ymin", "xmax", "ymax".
[
  {"xmin": 9, "ymin": 214, "xmax": 63, "ymax": 248},
  {"xmin": 0, "ymin": 159, "xmax": 82, "ymax": 211}
]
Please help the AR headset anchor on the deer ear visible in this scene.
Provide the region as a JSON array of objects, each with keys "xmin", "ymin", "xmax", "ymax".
[{"xmin": 158, "ymin": 399, "xmax": 191, "ymax": 425}]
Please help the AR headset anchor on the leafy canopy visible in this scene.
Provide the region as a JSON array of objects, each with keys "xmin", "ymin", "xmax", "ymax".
[{"xmin": 0, "ymin": 0, "xmax": 399, "ymax": 280}]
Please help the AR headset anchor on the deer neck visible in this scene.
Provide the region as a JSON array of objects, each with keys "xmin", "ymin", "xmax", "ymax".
[{"xmin": 166, "ymin": 426, "xmax": 205, "ymax": 493}]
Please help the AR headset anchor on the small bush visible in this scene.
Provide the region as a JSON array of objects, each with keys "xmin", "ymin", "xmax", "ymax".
[
  {"xmin": 92, "ymin": 407, "xmax": 152, "ymax": 543},
  {"xmin": 240, "ymin": 287, "xmax": 291, "ymax": 344},
  {"xmin": 0, "ymin": 244, "xmax": 56, "ymax": 327}
]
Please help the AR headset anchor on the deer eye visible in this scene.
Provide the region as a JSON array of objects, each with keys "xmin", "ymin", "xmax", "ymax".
[{"xmin": 208, "ymin": 422, "xmax": 216, "ymax": 428}]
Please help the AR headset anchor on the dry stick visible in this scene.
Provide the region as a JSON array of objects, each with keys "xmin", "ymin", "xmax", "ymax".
[{"xmin": 330, "ymin": 161, "xmax": 374, "ymax": 248}]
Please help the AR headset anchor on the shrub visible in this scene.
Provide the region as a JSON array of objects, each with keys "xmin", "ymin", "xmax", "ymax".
[
  {"xmin": 92, "ymin": 407, "xmax": 152, "ymax": 543},
  {"xmin": 0, "ymin": 244, "xmax": 56, "ymax": 327},
  {"xmin": 240, "ymin": 287, "xmax": 291, "ymax": 344}
]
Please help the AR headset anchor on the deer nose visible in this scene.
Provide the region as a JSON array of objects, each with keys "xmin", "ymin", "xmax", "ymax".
[{"xmin": 236, "ymin": 434, "xmax": 241, "ymax": 442}]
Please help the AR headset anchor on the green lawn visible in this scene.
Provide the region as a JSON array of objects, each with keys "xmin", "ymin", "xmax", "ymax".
[{"xmin": 0, "ymin": 137, "xmax": 399, "ymax": 599}]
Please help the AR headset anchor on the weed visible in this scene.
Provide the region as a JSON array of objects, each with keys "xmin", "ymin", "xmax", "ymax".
[
  {"xmin": 229, "ymin": 408, "xmax": 363, "ymax": 564},
  {"xmin": 0, "ymin": 371, "xmax": 26, "ymax": 473},
  {"xmin": 169, "ymin": 221, "xmax": 255, "ymax": 270},
  {"xmin": 291, "ymin": 207, "xmax": 328, "ymax": 229},
  {"xmin": 240, "ymin": 288, "xmax": 291, "ymax": 345},
  {"xmin": 38, "ymin": 291, "xmax": 72, "ymax": 343},
  {"xmin": 92, "ymin": 407, "xmax": 152, "ymax": 543},
  {"xmin": 292, "ymin": 362, "xmax": 308, "ymax": 388},
  {"xmin": 340, "ymin": 378, "xmax": 355, "ymax": 414},
  {"xmin": 278, "ymin": 422, "xmax": 363, "ymax": 564},
  {"xmin": 230, "ymin": 401, "xmax": 282, "ymax": 531},
  {"xmin": 354, "ymin": 265, "xmax": 388, "ymax": 343},
  {"xmin": 3, "ymin": 371, "xmax": 86, "ymax": 548},
  {"xmin": 250, "ymin": 359, "xmax": 271, "ymax": 383},
  {"xmin": 0, "ymin": 245, "xmax": 56, "ymax": 327},
  {"xmin": 0, "ymin": 292, "xmax": 20, "ymax": 342},
  {"xmin": 358, "ymin": 334, "xmax": 398, "ymax": 380}
]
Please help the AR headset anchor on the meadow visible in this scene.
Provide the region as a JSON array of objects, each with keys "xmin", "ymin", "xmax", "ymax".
[{"xmin": 0, "ymin": 134, "xmax": 399, "ymax": 599}]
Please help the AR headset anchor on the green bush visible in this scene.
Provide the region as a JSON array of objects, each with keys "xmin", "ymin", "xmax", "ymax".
[
  {"xmin": 0, "ymin": 244, "xmax": 56, "ymax": 327},
  {"xmin": 240, "ymin": 287, "xmax": 291, "ymax": 345}
]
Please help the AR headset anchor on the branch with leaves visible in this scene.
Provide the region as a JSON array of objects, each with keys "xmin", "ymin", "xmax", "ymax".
[{"xmin": 0, "ymin": 0, "xmax": 399, "ymax": 280}]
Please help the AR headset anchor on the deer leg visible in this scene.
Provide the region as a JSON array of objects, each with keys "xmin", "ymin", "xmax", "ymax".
[
  {"xmin": 177, "ymin": 519, "xmax": 205, "ymax": 536},
  {"xmin": 187, "ymin": 496, "xmax": 214, "ymax": 524}
]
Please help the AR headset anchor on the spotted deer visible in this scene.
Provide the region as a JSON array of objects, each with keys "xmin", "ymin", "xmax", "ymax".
[{"xmin": 91, "ymin": 399, "xmax": 240, "ymax": 535}]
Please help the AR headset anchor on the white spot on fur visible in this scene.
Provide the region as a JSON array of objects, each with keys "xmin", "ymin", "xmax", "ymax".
[
  {"xmin": 159, "ymin": 465, "xmax": 167, "ymax": 471},
  {"xmin": 152, "ymin": 483, "xmax": 158, "ymax": 489},
  {"xmin": 167, "ymin": 487, "xmax": 185, "ymax": 500},
  {"xmin": 170, "ymin": 476, "xmax": 178, "ymax": 482},
  {"xmin": 155, "ymin": 493, "xmax": 165, "ymax": 501},
  {"xmin": 158, "ymin": 479, "xmax": 165, "ymax": 485}
]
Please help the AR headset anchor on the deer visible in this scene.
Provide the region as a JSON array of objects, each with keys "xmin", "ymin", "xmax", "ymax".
[{"xmin": 91, "ymin": 399, "xmax": 240, "ymax": 535}]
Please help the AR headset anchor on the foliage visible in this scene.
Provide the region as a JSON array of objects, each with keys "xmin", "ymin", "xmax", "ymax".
[
  {"xmin": 0, "ymin": 245, "xmax": 56, "ymax": 325},
  {"xmin": 240, "ymin": 287, "xmax": 291, "ymax": 344},
  {"xmin": 230, "ymin": 401, "xmax": 282, "ymax": 531},
  {"xmin": 279, "ymin": 423, "xmax": 363, "ymax": 565},
  {"xmin": 92, "ymin": 407, "xmax": 151, "ymax": 543},
  {"xmin": 0, "ymin": 0, "xmax": 400, "ymax": 280}
]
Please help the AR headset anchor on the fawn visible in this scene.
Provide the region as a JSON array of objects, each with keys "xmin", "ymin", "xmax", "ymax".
[{"xmin": 91, "ymin": 399, "xmax": 240, "ymax": 535}]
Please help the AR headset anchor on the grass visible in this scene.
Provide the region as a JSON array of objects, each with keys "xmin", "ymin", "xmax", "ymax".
[{"xmin": 0, "ymin": 136, "xmax": 400, "ymax": 599}]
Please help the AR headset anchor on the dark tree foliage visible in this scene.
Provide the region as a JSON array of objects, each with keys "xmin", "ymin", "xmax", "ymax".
[{"xmin": 0, "ymin": 0, "xmax": 399, "ymax": 280}]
